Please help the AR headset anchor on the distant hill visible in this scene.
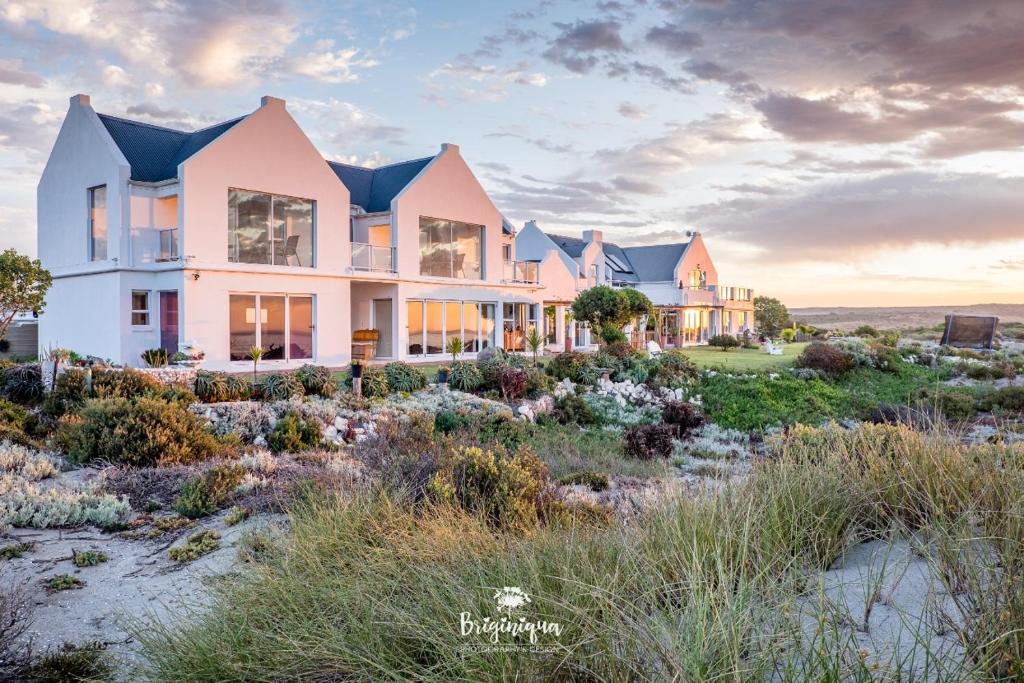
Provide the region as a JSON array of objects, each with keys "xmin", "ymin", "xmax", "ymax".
[{"xmin": 789, "ymin": 304, "xmax": 1024, "ymax": 331}]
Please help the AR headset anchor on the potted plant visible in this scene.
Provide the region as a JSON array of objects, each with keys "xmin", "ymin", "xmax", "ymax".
[
  {"xmin": 175, "ymin": 341, "xmax": 205, "ymax": 367},
  {"xmin": 437, "ymin": 365, "xmax": 450, "ymax": 385}
]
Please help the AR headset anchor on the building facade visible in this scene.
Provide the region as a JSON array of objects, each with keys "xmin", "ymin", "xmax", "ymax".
[{"xmin": 37, "ymin": 94, "xmax": 753, "ymax": 371}]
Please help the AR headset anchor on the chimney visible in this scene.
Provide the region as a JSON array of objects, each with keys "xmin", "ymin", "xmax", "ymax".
[
  {"xmin": 260, "ymin": 95, "xmax": 286, "ymax": 109},
  {"xmin": 70, "ymin": 94, "xmax": 91, "ymax": 108},
  {"xmin": 525, "ymin": 220, "xmax": 538, "ymax": 230},
  {"xmin": 582, "ymin": 229, "xmax": 603, "ymax": 244},
  {"xmin": 441, "ymin": 142, "xmax": 460, "ymax": 153}
]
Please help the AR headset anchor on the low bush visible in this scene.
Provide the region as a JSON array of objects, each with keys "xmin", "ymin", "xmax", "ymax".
[
  {"xmin": 546, "ymin": 351, "xmax": 597, "ymax": 385},
  {"xmin": 1, "ymin": 364, "xmax": 43, "ymax": 404},
  {"xmin": 524, "ymin": 366, "xmax": 554, "ymax": 397},
  {"xmin": 555, "ymin": 470, "xmax": 609, "ymax": 491},
  {"xmin": 980, "ymin": 385, "xmax": 1024, "ymax": 413},
  {"xmin": 349, "ymin": 365, "xmax": 389, "ymax": 398},
  {"xmin": 15, "ymin": 642, "xmax": 112, "ymax": 682},
  {"xmin": 553, "ymin": 393, "xmax": 596, "ymax": 426},
  {"xmin": 645, "ymin": 350, "xmax": 699, "ymax": 390},
  {"xmin": 294, "ymin": 365, "xmax": 336, "ymax": 398},
  {"xmin": 448, "ymin": 361, "xmax": 483, "ymax": 392},
  {"xmin": 66, "ymin": 397, "xmax": 219, "ymax": 467},
  {"xmin": 429, "ymin": 445, "xmax": 549, "ymax": 531},
  {"xmin": 709, "ymin": 334, "xmax": 740, "ymax": 351},
  {"xmin": 622, "ymin": 423, "xmax": 675, "ymax": 460},
  {"xmin": 45, "ymin": 574, "xmax": 84, "ymax": 592},
  {"xmin": 915, "ymin": 386, "xmax": 978, "ymax": 421},
  {"xmin": 797, "ymin": 342, "xmax": 851, "ymax": 378},
  {"xmin": 174, "ymin": 464, "xmax": 245, "ymax": 518},
  {"xmin": 169, "ymin": 530, "xmax": 221, "ymax": 562},
  {"xmin": 255, "ymin": 374, "xmax": 305, "ymax": 401},
  {"xmin": 42, "ymin": 368, "xmax": 88, "ymax": 417},
  {"xmin": 92, "ymin": 368, "xmax": 162, "ymax": 399},
  {"xmin": 498, "ymin": 367, "xmax": 527, "ymax": 401},
  {"xmin": 267, "ymin": 412, "xmax": 322, "ymax": 453},
  {"xmin": 195, "ymin": 371, "xmax": 252, "ymax": 403},
  {"xmin": 661, "ymin": 400, "xmax": 704, "ymax": 437},
  {"xmin": 383, "ymin": 362, "xmax": 426, "ymax": 393},
  {"xmin": 71, "ymin": 549, "xmax": 108, "ymax": 567},
  {"xmin": 853, "ymin": 324, "xmax": 879, "ymax": 337},
  {"xmin": 141, "ymin": 348, "xmax": 169, "ymax": 367},
  {"xmin": 0, "ymin": 399, "xmax": 35, "ymax": 447}
]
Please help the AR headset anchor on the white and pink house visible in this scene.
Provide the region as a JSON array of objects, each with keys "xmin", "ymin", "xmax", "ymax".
[{"xmin": 36, "ymin": 94, "xmax": 753, "ymax": 370}]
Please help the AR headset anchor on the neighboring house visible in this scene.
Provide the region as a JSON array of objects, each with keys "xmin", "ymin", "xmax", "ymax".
[
  {"xmin": 36, "ymin": 93, "xmax": 752, "ymax": 371},
  {"xmin": 516, "ymin": 222, "xmax": 754, "ymax": 348}
]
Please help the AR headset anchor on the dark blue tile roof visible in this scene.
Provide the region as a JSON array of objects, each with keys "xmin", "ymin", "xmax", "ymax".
[
  {"xmin": 545, "ymin": 231, "xmax": 689, "ymax": 283},
  {"xmin": 547, "ymin": 233, "xmax": 587, "ymax": 258},
  {"xmin": 501, "ymin": 216, "xmax": 514, "ymax": 236},
  {"xmin": 328, "ymin": 156, "xmax": 434, "ymax": 213},
  {"xmin": 97, "ymin": 113, "xmax": 243, "ymax": 182}
]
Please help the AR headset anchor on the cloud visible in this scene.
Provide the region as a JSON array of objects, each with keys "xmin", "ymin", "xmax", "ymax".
[
  {"xmin": 289, "ymin": 40, "xmax": 377, "ymax": 83},
  {"xmin": 713, "ymin": 183, "xmax": 782, "ymax": 195},
  {"xmin": 0, "ymin": 101, "xmax": 61, "ymax": 155},
  {"xmin": 994, "ymin": 259, "xmax": 1024, "ymax": 271},
  {"xmin": 692, "ymin": 172, "xmax": 1024, "ymax": 259},
  {"xmin": 0, "ymin": 59, "xmax": 44, "ymax": 87},
  {"xmin": 485, "ymin": 132, "xmax": 572, "ymax": 154},
  {"xmin": 289, "ymin": 97, "xmax": 407, "ymax": 148},
  {"xmin": 427, "ymin": 56, "xmax": 547, "ymax": 102},
  {"xmin": 542, "ymin": 19, "xmax": 627, "ymax": 74},
  {"xmin": 617, "ymin": 101, "xmax": 647, "ymax": 120},
  {"xmin": 101, "ymin": 64, "xmax": 129, "ymax": 87},
  {"xmin": 645, "ymin": 23, "xmax": 703, "ymax": 54}
]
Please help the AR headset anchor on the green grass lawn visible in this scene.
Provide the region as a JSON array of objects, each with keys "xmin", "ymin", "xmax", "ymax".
[{"xmin": 677, "ymin": 342, "xmax": 808, "ymax": 371}]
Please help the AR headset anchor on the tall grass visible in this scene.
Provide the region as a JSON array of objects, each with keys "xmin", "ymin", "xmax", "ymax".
[{"xmin": 137, "ymin": 423, "xmax": 1024, "ymax": 681}]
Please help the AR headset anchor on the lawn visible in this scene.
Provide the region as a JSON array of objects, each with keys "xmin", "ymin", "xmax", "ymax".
[{"xmin": 677, "ymin": 342, "xmax": 808, "ymax": 371}]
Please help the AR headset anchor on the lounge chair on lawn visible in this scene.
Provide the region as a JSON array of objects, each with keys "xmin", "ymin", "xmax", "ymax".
[{"xmin": 762, "ymin": 341, "xmax": 784, "ymax": 356}]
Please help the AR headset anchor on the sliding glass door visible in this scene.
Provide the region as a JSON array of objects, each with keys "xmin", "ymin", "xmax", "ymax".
[{"xmin": 407, "ymin": 300, "xmax": 496, "ymax": 357}]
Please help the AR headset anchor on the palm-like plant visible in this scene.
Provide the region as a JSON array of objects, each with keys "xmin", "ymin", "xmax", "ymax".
[
  {"xmin": 445, "ymin": 336, "xmax": 463, "ymax": 365},
  {"xmin": 248, "ymin": 345, "xmax": 263, "ymax": 383},
  {"xmin": 525, "ymin": 326, "xmax": 542, "ymax": 364}
]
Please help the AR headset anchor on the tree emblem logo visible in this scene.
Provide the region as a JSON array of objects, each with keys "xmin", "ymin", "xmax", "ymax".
[{"xmin": 493, "ymin": 587, "xmax": 531, "ymax": 616}]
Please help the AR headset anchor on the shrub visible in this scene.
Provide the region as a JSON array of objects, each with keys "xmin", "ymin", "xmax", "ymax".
[
  {"xmin": 524, "ymin": 366, "xmax": 554, "ymax": 397},
  {"xmin": 42, "ymin": 369, "xmax": 88, "ymax": 417},
  {"xmin": 353, "ymin": 365, "xmax": 389, "ymax": 398},
  {"xmin": 294, "ymin": 365, "xmax": 336, "ymax": 398},
  {"xmin": 429, "ymin": 445, "xmax": 548, "ymax": 531},
  {"xmin": 553, "ymin": 393, "xmax": 596, "ymax": 426},
  {"xmin": 498, "ymin": 367, "xmax": 527, "ymax": 401},
  {"xmin": 556, "ymin": 470, "xmax": 609, "ymax": 491},
  {"xmin": 92, "ymin": 368, "xmax": 162, "ymax": 399},
  {"xmin": 0, "ymin": 399, "xmax": 34, "ymax": 446},
  {"xmin": 255, "ymin": 374, "xmax": 305, "ymax": 401},
  {"xmin": 1, "ymin": 364, "xmax": 43, "ymax": 404},
  {"xmin": 915, "ymin": 386, "xmax": 977, "ymax": 421},
  {"xmin": 174, "ymin": 464, "xmax": 245, "ymax": 518},
  {"xmin": 45, "ymin": 574, "xmax": 84, "ymax": 592},
  {"xmin": 448, "ymin": 361, "xmax": 483, "ymax": 392},
  {"xmin": 599, "ymin": 327, "xmax": 628, "ymax": 345},
  {"xmin": 709, "ymin": 334, "xmax": 740, "ymax": 351},
  {"xmin": 267, "ymin": 412, "xmax": 322, "ymax": 453},
  {"xmin": 224, "ymin": 506, "xmax": 250, "ymax": 526},
  {"xmin": 169, "ymin": 530, "xmax": 221, "ymax": 562},
  {"xmin": 661, "ymin": 400, "xmax": 704, "ymax": 437},
  {"xmin": 383, "ymin": 362, "xmax": 426, "ymax": 393},
  {"xmin": 141, "ymin": 348, "xmax": 169, "ymax": 367},
  {"xmin": 433, "ymin": 410, "xmax": 463, "ymax": 435},
  {"xmin": 66, "ymin": 397, "xmax": 219, "ymax": 466},
  {"xmin": 797, "ymin": 342, "xmax": 851, "ymax": 379},
  {"xmin": 194, "ymin": 370, "xmax": 228, "ymax": 403},
  {"xmin": 546, "ymin": 351, "xmax": 597, "ymax": 385},
  {"xmin": 980, "ymin": 385, "xmax": 1024, "ymax": 413},
  {"xmin": 603, "ymin": 341, "xmax": 639, "ymax": 360},
  {"xmin": 71, "ymin": 549, "xmax": 108, "ymax": 567},
  {"xmin": 646, "ymin": 349, "xmax": 699, "ymax": 390},
  {"xmin": 622, "ymin": 423, "xmax": 675, "ymax": 460},
  {"xmin": 853, "ymin": 324, "xmax": 879, "ymax": 337},
  {"xmin": 224, "ymin": 373, "xmax": 251, "ymax": 401},
  {"xmin": 15, "ymin": 642, "xmax": 112, "ymax": 683},
  {"xmin": 477, "ymin": 349, "xmax": 511, "ymax": 390}
]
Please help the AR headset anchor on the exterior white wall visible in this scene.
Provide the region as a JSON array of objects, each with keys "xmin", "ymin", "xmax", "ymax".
[{"xmin": 40, "ymin": 273, "xmax": 122, "ymax": 360}]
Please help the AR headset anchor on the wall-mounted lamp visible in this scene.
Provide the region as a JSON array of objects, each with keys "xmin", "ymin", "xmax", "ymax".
[{"xmin": 192, "ymin": 272, "xmax": 200, "ymax": 281}]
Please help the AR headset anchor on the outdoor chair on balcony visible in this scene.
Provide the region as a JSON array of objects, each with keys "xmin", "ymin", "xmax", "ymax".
[{"xmin": 275, "ymin": 234, "xmax": 302, "ymax": 266}]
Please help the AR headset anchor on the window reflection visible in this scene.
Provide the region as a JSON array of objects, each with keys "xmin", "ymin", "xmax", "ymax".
[
  {"xmin": 418, "ymin": 216, "xmax": 483, "ymax": 279},
  {"xmin": 229, "ymin": 189, "xmax": 314, "ymax": 267}
]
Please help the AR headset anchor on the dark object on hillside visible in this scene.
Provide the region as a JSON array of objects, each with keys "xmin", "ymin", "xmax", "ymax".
[
  {"xmin": 941, "ymin": 314, "xmax": 997, "ymax": 349},
  {"xmin": 869, "ymin": 404, "xmax": 938, "ymax": 430}
]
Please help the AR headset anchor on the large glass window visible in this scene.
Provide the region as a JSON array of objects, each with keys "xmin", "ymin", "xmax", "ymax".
[
  {"xmin": 229, "ymin": 293, "xmax": 314, "ymax": 362},
  {"xmin": 229, "ymin": 189, "xmax": 314, "ymax": 267},
  {"xmin": 543, "ymin": 305, "xmax": 557, "ymax": 345},
  {"xmin": 89, "ymin": 185, "xmax": 107, "ymax": 261},
  {"xmin": 407, "ymin": 300, "xmax": 496, "ymax": 357},
  {"xmin": 503, "ymin": 303, "xmax": 536, "ymax": 352},
  {"xmin": 418, "ymin": 216, "xmax": 483, "ymax": 279}
]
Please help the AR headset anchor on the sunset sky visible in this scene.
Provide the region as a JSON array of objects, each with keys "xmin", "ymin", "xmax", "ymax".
[{"xmin": 1, "ymin": 0, "xmax": 1022, "ymax": 307}]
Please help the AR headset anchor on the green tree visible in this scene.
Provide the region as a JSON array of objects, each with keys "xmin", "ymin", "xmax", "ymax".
[
  {"xmin": 709, "ymin": 334, "xmax": 740, "ymax": 351},
  {"xmin": 753, "ymin": 296, "xmax": 790, "ymax": 338},
  {"xmin": 571, "ymin": 286, "xmax": 627, "ymax": 342},
  {"xmin": 0, "ymin": 249, "xmax": 52, "ymax": 341}
]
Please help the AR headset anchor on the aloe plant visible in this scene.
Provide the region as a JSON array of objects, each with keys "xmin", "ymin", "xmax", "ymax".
[
  {"xmin": 248, "ymin": 345, "xmax": 263, "ymax": 383},
  {"xmin": 525, "ymin": 326, "xmax": 542, "ymax": 364},
  {"xmin": 445, "ymin": 336, "xmax": 463, "ymax": 365}
]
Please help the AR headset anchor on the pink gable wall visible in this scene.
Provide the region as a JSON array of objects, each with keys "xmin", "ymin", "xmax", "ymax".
[{"xmin": 676, "ymin": 234, "xmax": 719, "ymax": 287}]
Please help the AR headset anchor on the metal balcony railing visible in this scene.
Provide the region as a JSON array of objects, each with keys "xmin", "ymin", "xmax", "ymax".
[
  {"xmin": 502, "ymin": 260, "xmax": 539, "ymax": 284},
  {"xmin": 352, "ymin": 243, "xmax": 396, "ymax": 272}
]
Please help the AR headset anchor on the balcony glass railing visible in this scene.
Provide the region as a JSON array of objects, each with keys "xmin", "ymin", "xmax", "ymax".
[
  {"xmin": 130, "ymin": 227, "xmax": 179, "ymax": 265},
  {"xmin": 502, "ymin": 260, "xmax": 539, "ymax": 284},
  {"xmin": 158, "ymin": 228, "xmax": 179, "ymax": 261},
  {"xmin": 352, "ymin": 242, "xmax": 396, "ymax": 272}
]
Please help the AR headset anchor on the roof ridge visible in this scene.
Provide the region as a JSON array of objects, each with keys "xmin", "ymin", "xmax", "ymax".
[
  {"xmin": 327, "ymin": 155, "xmax": 435, "ymax": 172},
  {"xmin": 96, "ymin": 112, "xmax": 190, "ymax": 135}
]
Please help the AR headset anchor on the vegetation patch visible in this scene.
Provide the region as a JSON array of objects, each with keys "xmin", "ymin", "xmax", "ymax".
[
  {"xmin": 0, "ymin": 541, "xmax": 33, "ymax": 561},
  {"xmin": 45, "ymin": 574, "xmax": 84, "ymax": 592},
  {"xmin": 168, "ymin": 530, "xmax": 221, "ymax": 563},
  {"xmin": 71, "ymin": 549, "xmax": 108, "ymax": 567}
]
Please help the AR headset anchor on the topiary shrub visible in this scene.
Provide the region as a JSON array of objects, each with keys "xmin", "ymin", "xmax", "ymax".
[
  {"xmin": 797, "ymin": 342, "xmax": 852, "ymax": 379},
  {"xmin": 255, "ymin": 373, "xmax": 305, "ymax": 401},
  {"xmin": 429, "ymin": 445, "xmax": 548, "ymax": 531},
  {"xmin": 709, "ymin": 334, "xmax": 740, "ymax": 351},
  {"xmin": 498, "ymin": 367, "xmax": 528, "ymax": 401},
  {"xmin": 41, "ymin": 368, "xmax": 88, "ymax": 417},
  {"xmin": 383, "ymin": 362, "xmax": 426, "ymax": 392},
  {"xmin": 2, "ymin": 364, "xmax": 43, "ymax": 404},
  {"xmin": 622, "ymin": 423, "xmax": 675, "ymax": 460},
  {"xmin": 92, "ymin": 368, "xmax": 162, "ymax": 399},
  {"xmin": 661, "ymin": 400, "xmax": 704, "ymax": 437},
  {"xmin": 553, "ymin": 393, "xmax": 596, "ymax": 426},
  {"xmin": 67, "ymin": 397, "xmax": 219, "ymax": 466},
  {"xmin": 294, "ymin": 364, "xmax": 336, "ymax": 398},
  {"xmin": 267, "ymin": 412, "xmax": 322, "ymax": 453},
  {"xmin": 448, "ymin": 361, "xmax": 483, "ymax": 392}
]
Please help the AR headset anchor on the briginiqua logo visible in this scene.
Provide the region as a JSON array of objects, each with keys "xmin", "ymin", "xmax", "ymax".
[{"xmin": 458, "ymin": 587, "xmax": 564, "ymax": 652}]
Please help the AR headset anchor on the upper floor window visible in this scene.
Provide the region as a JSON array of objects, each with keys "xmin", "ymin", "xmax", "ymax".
[
  {"xmin": 419, "ymin": 216, "xmax": 482, "ymax": 279},
  {"xmin": 228, "ymin": 189, "xmax": 314, "ymax": 267},
  {"xmin": 89, "ymin": 185, "xmax": 107, "ymax": 261},
  {"xmin": 502, "ymin": 243, "xmax": 512, "ymax": 260}
]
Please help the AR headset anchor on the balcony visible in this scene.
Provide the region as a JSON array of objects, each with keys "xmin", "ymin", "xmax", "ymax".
[
  {"xmin": 679, "ymin": 286, "xmax": 716, "ymax": 306},
  {"xmin": 130, "ymin": 227, "xmax": 179, "ymax": 265},
  {"xmin": 502, "ymin": 260, "xmax": 539, "ymax": 284},
  {"xmin": 351, "ymin": 242, "xmax": 396, "ymax": 273}
]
